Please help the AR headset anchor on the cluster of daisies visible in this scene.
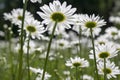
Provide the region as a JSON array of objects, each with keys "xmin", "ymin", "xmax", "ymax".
[{"xmin": 2, "ymin": 0, "xmax": 120, "ymax": 80}]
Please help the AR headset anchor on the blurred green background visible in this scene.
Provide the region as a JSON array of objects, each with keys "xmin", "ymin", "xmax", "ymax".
[{"xmin": 0, "ymin": 0, "xmax": 120, "ymax": 32}]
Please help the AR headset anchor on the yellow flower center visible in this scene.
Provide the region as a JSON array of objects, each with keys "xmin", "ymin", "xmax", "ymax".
[
  {"xmin": 26, "ymin": 26, "xmax": 36, "ymax": 33},
  {"xmin": 85, "ymin": 21, "xmax": 97, "ymax": 28},
  {"xmin": 18, "ymin": 16, "xmax": 23, "ymax": 20},
  {"xmin": 51, "ymin": 12, "xmax": 65, "ymax": 22},
  {"xmin": 102, "ymin": 68, "xmax": 112, "ymax": 74},
  {"xmin": 73, "ymin": 62, "xmax": 81, "ymax": 67},
  {"xmin": 99, "ymin": 52, "xmax": 110, "ymax": 59}
]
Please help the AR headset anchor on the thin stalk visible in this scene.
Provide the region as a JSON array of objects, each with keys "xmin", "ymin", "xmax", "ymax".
[
  {"xmin": 76, "ymin": 67, "xmax": 78, "ymax": 80},
  {"xmin": 90, "ymin": 28, "xmax": 99, "ymax": 80},
  {"xmin": 79, "ymin": 26, "xmax": 82, "ymax": 57},
  {"xmin": 41, "ymin": 21, "xmax": 58, "ymax": 80},
  {"xmin": 104, "ymin": 58, "xmax": 107, "ymax": 80},
  {"xmin": 8, "ymin": 25, "xmax": 15, "ymax": 80},
  {"xmin": 18, "ymin": 0, "xmax": 28, "ymax": 80},
  {"xmin": 27, "ymin": 34, "xmax": 31, "ymax": 80}
]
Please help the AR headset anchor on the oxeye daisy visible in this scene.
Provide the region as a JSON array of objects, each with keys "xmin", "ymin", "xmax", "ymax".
[
  {"xmin": 23, "ymin": 0, "xmax": 42, "ymax": 4},
  {"xmin": 15, "ymin": 40, "xmax": 37, "ymax": 54},
  {"xmin": 82, "ymin": 74, "xmax": 94, "ymax": 80},
  {"xmin": 97, "ymin": 61, "xmax": 120, "ymax": 79},
  {"xmin": 65, "ymin": 56, "xmax": 89, "ymax": 68},
  {"xmin": 4, "ymin": 8, "xmax": 33, "ymax": 26},
  {"xmin": 89, "ymin": 43, "xmax": 118, "ymax": 61},
  {"xmin": 79, "ymin": 14, "xmax": 106, "ymax": 37},
  {"xmin": 23, "ymin": 18, "xmax": 46, "ymax": 39},
  {"xmin": 29, "ymin": 67, "xmax": 51, "ymax": 80},
  {"xmin": 105, "ymin": 26, "xmax": 120, "ymax": 40},
  {"xmin": 54, "ymin": 39, "xmax": 70, "ymax": 49},
  {"xmin": 37, "ymin": 0, "xmax": 76, "ymax": 33},
  {"xmin": 109, "ymin": 16, "xmax": 120, "ymax": 24}
]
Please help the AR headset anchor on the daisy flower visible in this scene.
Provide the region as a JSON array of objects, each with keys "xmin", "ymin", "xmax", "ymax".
[
  {"xmin": 65, "ymin": 56, "xmax": 89, "ymax": 68},
  {"xmin": 4, "ymin": 8, "xmax": 33, "ymax": 26},
  {"xmin": 23, "ymin": 18, "xmax": 46, "ymax": 39},
  {"xmin": 37, "ymin": 0, "xmax": 76, "ymax": 33},
  {"xmin": 97, "ymin": 61, "xmax": 120, "ymax": 79},
  {"xmin": 82, "ymin": 74, "xmax": 94, "ymax": 80},
  {"xmin": 95, "ymin": 35, "xmax": 109, "ymax": 45},
  {"xmin": 79, "ymin": 14, "xmax": 106, "ymax": 37},
  {"xmin": 23, "ymin": 0, "xmax": 42, "ymax": 4},
  {"xmin": 15, "ymin": 40, "xmax": 37, "ymax": 54},
  {"xmin": 105, "ymin": 26, "xmax": 120, "ymax": 40},
  {"xmin": 109, "ymin": 16, "xmax": 120, "ymax": 24},
  {"xmin": 29, "ymin": 67, "xmax": 51, "ymax": 80},
  {"xmin": 89, "ymin": 43, "xmax": 118, "ymax": 61},
  {"xmin": 72, "ymin": 14, "xmax": 85, "ymax": 34},
  {"xmin": 54, "ymin": 39, "xmax": 71, "ymax": 49}
]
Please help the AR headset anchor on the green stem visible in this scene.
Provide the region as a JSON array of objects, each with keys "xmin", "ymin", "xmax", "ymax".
[
  {"xmin": 18, "ymin": 0, "xmax": 28, "ymax": 80},
  {"xmin": 41, "ymin": 21, "xmax": 58, "ymax": 80},
  {"xmin": 104, "ymin": 58, "xmax": 107, "ymax": 80},
  {"xmin": 8, "ymin": 25, "xmax": 15, "ymax": 80},
  {"xmin": 27, "ymin": 34, "xmax": 31, "ymax": 80},
  {"xmin": 90, "ymin": 28, "xmax": 99, "ymax": 80},
  {"xmin": 79, "ymin": 26, "xmax": 82, "ymax": 57},
  {"xmin": 76, "ymin": 67, "xmax": 78, "ymax": 80}
]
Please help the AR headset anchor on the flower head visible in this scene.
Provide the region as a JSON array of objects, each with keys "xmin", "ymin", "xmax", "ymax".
[
  {"xmin": 89, "ymin": 43, "xmax": 118, "ymax": 61},
  {"xmin": 105, "ymin": 26, "xmax": 120, "ymax": 40},
  {"xmin": 23, "ymin": 18, "xmax": 46, "ymax": 39},
  {"xmin": 29, "ymin": 67, "xmax": 51, "ymax": 80},
  {"xmin": 65, "ymin": 56, "xmax": 89, "ymax": 68},
  {"xmin": 37, "ymin": 0, "xmax": 76, "ymax": 33},
  {"xmin": 3, "ymin": 8, "xmax": 33, "ymax": 26},
  {"xmin": 97, "ymin": 61, "xmax": 120, "ymax": 79},
  {"xmin": 78, "ymin": 14, "xmax": 106, "ymax": 37}
]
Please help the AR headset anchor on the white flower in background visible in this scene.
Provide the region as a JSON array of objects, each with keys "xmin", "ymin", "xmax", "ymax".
[
  {"xmin": 29, "ymin": 67, "xmax": 51, "ymax": 80},
  {"xmin": 95, "ymin": 35, "xmax": 109, "ymax": 45},
  {"xmin": 73, "ymin": 14, "xmax": 85, "ymax": 26},
  {"xmin": 55, "ymin": 39, "xmax": 71, "ymax": 49},
  {"xmin": 3, "ymin": 13, "xmax": 12, "ymax": 21},
  {"xmin": 15, "ymin": 40, "xmax": 37, "ymax": 54},
  {"xmin": 70, "ymin": 40, "xmax": 80, "ymax": 47},
  {"xmin": 23, "ymin": 18, "xmax": 46, "ymax": 39},
  {"xmin": 0, "ymin": 31, "xmax": 5, "ymax": 37},
  {"xmin": 65, "ymin": 56, "xmax": 89, "ymax": 68},
  {"xmin": 23, "ymin": 0, "xmax": 42, "ymax": 4},
  {"xmin": 82, "ymin": 74, "xmax": 94, "ymax": 80},
  {"xmin": 63, "ymin": 71, "xmax": 70, "ymax": 76},
  {"xmin": 72, "ymin": 14, "xmax": 85, "ymax": 33},
  {"xmin": 39, "ymin": 51, "xmax": 56, "ymax": 60},
  {"xmin": 4, "ymin": 8, "xmax": 33, "ymax": 26},
  {"xmin": 79, "ymin": 14, "xmax": 106, "ymax": 37},
  {"xmin": 97, "ymin": 61, "xmax": 120, "ymax": 79},
  {"xmin": 105, "ymin": 26, "xmax": 120, "ymax": 40},
  {"xmin": 37, "ymin": 0, "xmax": 76, "ymax": 34},
  {"xmin": 89, "ymin": 43, "xmax": 118, "ymax": 61},
  {"xmin": 109, "ymin": 16, "xmax": 120, "ymax": 24}
]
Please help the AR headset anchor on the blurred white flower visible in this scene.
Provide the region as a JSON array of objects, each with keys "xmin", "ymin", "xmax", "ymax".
[
  {"xmin": 109, "ymin": 16, "xmax": 120, "ymax": 24},
  {"xmin": 65, "ymin": 56, "xmax": 89, "ymax": 68},
  {"xmin": 29, "ymin": 67, "xmax": 51, "ymax": 80},
  {"xmin": 78, "ymin": 14, "xmax": 106, "ymax": 37},
  {"xmin": 23, "ymin": 0, "xmax": 42, "ymax": 4},
  {"xmin": 23, "ymin": 18, "xmax": 46, "ymax": 39},
  {"xmin": 15, "ymin": 40, "xmax": 37, "ymax": 54},
  {"xmin": 97, "ymin": 61, "xmax": 120, "ymax": 79},
  {"xmin": 105, "ymin": 26, "xmax": 120, "ymax": 40},
  {"xmin": 55, "ymin": 39, "xmax": 71, "ymax": 49},
  {"xmin": 3, "ymin": 8, "xmax": 33, "ymax": 26},
  {"xmin": 82, "ymin": 74, "xmax": 94, "ymax": 80},
  {"xmin": 89, "ymin": 43, "xmax": 118, "ymax": 61}
]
